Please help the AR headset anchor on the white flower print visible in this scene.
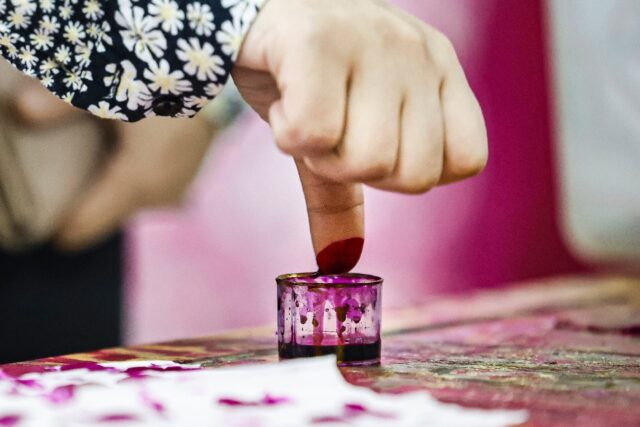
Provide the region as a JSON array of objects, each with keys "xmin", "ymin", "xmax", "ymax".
[
  {"xmin": 18, "ymin": 45, "xmax": 37, "ymax": 68},
  {"xmin": 22, "ymin": 67, "xmax": 36, "ymax": 77},
  {"xmin": 0, "ymin": 32, "xmax": 19, "ymax": 58},
  {"xmin": 184, "ymin": 95, "xmax": 210, "ymax": 109},
  {"xmin": 64, "ymin": 69, "xmax": 87, "ymax": 91},
  {"xmin": 176, "ymin": 37, "xmax": 224, "ymax": 81},
  {"xmin": 54, "ymin": 45, "xmax": 71, "ymax": 64},
  {"xmin": 216, "ymin": 19, "xmax": 243, "ymax": 59},
  {"xmin": 11, "ymin": 0, "xmax": 36, "ymax": 15},
  {"xmin": 39, "ymin": 15, "xmax": 60, "ymax": 34},
  {"xmin": 172, "ymin": 108, "xmax": 196, "ymax": 118},
  {"xmin": 88, "ymin": 101, "xmax": 128, "ymax": 120},
  {"xmin": 186, "ymin": 2, "xmax": 215, "ymax": 37},
  {"xmin": 115, "ymin": 60, "xmax": 152, "ymax": 111},
  {"xmin": 59, "ymin": 4, "xmax": 73, "ymax": 20},
  {"xmin": 148, "ymin": 0, "xmax": 184, "ymax": 36},
  {"xmin": 143, "ymin": 59, "xmax": 192, "ymax": 95},
  {"xmin": 61, "ymin": 92, "xmax": 74, "ymax": 104},
  {"xmin": 204, "ymin": 82, "xmax": 223, "ymax": 97},
  {"xmin": 8, "ymin": 9, "xmax": 31, "ymax": 29},
  {"xmin": 39, "ymin": 0, "xmax": 54, "ymax": 13},
  {"xmin": 40, "ymin": 73, "xmax": 54, "ymax": 87},
  {"xmin": 64, "ymin": 21, "xmax": 86, "ymax": 44},
  {"xmin": 82, "ymin": 0, "xmax": 103, "ymax": 21},
  {"xmin": 39, "ymin": 57, "xmax": 59, "ymax": 74},
  {"xmin": 1, "ymin": 0, "xmax": 264, "ymax": 121},
  {"xmin": 74, "ymin": 42, "xmax": 92, "ymax": 68},
  {"xmin": 86, "ymin": 22, "xmax": 100, "ymax": 38},
  {"xmin": 90, "ymin": 21, "xmax": 113, "ymax": 52},
  {"xmin": 103, "ymin": 63, "xmax": 118, "ymax": 87},
  {"xmin": 223, "ymin": 0, "xmax": 263, "ymax": 28},
  {"xmin": 116, "ymin": 5, "xmax": 167, "ymax": 63},
  {"xmin": 30, "ymin": 28, "xmax": 53, "ymax": 50}
]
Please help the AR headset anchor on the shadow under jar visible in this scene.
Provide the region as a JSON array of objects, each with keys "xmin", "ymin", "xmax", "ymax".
[{"xmin": 276, "ymin": 273, "xmax": 382, "ymax": 366}]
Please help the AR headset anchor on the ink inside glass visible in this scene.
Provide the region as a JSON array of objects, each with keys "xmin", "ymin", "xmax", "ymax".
[{"xmin": 276, "ymin": 273, "xmax": 382, "ymax": 366}]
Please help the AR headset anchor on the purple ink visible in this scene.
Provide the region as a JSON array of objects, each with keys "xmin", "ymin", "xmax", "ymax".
[
  {"xmin": 316, "ymin": 238, "xmax": 364, "ymax": 274},
  {"xmin": 96, "ymin": 414, "xmax": 139, "ymax": 423},
  {"xmin": 47, "ymin": 385, "xmax": 75, "ymax": 404},
  {"xmin": 218, "ymin": 394, "xmax": 291, "ymax": 407},
  {"xmin": 14, "ymin": 379, "xmax": 41, "ymax": 389},
  {"xmin": 0, "ymin": 415, "xmax": 20, "ymax": 426},
  {"xmin": 277, "ymin": 273, "xmax": 382, "ymax": 366},
  {"xmin": 311, "ymin": 403, "xmax": 395, "ymax": 424},
  {"xmin": 59, "ymin": 362, "xmax": 115, "ymax": 372},
  {"xmin": 140, "ymin": 392, "xmax": 165, "ymax": 414}
]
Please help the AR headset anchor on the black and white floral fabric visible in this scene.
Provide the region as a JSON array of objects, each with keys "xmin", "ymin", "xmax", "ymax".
[{"xmin": 0, "ymin": 0, "xmax": 264, "ymax": 121}]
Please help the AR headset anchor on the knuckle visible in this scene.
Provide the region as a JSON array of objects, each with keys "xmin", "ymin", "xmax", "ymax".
[
  {"xmin": 427, "ymin": 30, "xmax": 459, "ymax": 71},
  {"xmin": 375, "ymin": 12, "xmax": 421, "ymax": 49},
  {"xmin": 397, "ymin": 25, "xmax": 423, "ymax": 48},
  {"xmin": 448, "ymin": 135, "xmax": 489, "ymax": 178},
  {"xmin": 298, "ymin": 16, "xmax": 335, "ymax": 50},
  {"xmin": 274, "ymin": 124, "xmax": 301, "ymax": 155},
  {"xmin": 347, "ymin": 157, "xmax": 395, "ymax": 181},
  {"xmin": 401, "ymin": 168, "xmax": 441, "ymax": 194},
  {"xmin": 427, "ymin": 27, "xmax": 455, "ymax": 55},
  {"xmin": 276, "ymin": 123, "xmax": 340, "ymax": 155},
  {"xmin": 299, "ymin": 125, "xmax": 341, "ymax": 153}
]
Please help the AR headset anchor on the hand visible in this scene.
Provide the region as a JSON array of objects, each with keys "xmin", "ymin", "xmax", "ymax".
[
  {"xmin": 233, "ymin": 0, "xmax": 487, "ymax": 271},
  {"xmin": 14, "ymin": 82, "xmax": 215, "ymax": 251}
]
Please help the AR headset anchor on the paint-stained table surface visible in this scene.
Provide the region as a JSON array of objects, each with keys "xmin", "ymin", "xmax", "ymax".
[{"xmin": 3, "ymin": 275, "xmax": 640, "ymax": 426}]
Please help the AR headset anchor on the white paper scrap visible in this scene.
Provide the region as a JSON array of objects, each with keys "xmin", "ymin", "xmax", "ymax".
[{"xmin": 0, "ymin": 356, "xmax": 528, "ymax": 426}]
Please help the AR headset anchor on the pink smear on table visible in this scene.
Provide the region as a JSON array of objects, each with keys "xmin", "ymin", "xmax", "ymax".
[
  {"xmin": 0, "ymin": 416, "xmax": 20, "ymax": 426},
  {"xmin": 218, "ymin": 394, "xmax": 291, "ymax": 407},
  {"xmin": 48, "ymin": 385, "xmax": 76, "ymax": 404},
  {"xmin": 312, "ymin": 402, "xmax": 394, "ymax": 423},
  {"xmin": 96, "ymin": 414, "xmax": 139, "ymax": 423}
]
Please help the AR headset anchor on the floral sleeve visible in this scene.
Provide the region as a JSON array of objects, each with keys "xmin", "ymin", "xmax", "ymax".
[{"xmin": 0, "ymin": 0, "xmax": 264, "ymax": 121}]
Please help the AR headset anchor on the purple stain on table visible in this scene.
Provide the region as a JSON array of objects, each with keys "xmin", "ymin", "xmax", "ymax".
[
  {"xmin": 96, "ymin": 414, "xmax": 140, "ymax": 423},
  {"xmin": 140, "ymin": 392, "xmax": 166, "ymax": 414},
  {"xmin": 277, "ymin": 273, "xmax": 382, "ymax": 366},
  {"xmin": 0, "ymin": 366, "xmax": 51, "ymax": 378},
  {"xmin": 47, "ymin": 385, "xmax": 76, "ymax": 404},
  {"xmin": 556, "ymin": 320, "xmax": 640, "ymax": 337},
  {"xmin": 311, "ymin": 403, "xmax": 395, "ymax": 424},
  {"xmin": 123, "ymin": 367, "xmax": 150, "ymax": 379},
  {"xmin": 125, "ymin": 364, "xmax": 199, "ymax": 379},
  {"xmin": 261, "ymin": 395, "xmax": 290, "ymax": 405},
  {"xmin": 0, "ymin": 416, "xmax": 20, "ymax": 426},
  {"xmin": 344, "ymin": 403, "xmax": 367, "ymax": 413},
  {"xmin": 218, "ymin": 394, "xmax": 291, "ymax": 407},
  {"xmin": 14, "ymin": 378, "xmax": 41, "ymax": 390},
  {"xmin": 59, "ymin": 362, "xmax": 115, "ymax": 372}
]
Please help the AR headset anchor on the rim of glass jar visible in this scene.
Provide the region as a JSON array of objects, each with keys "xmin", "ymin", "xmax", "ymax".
[{"xmin": 276, "ymin": 272, "xmax": 383, "ymax": 288}]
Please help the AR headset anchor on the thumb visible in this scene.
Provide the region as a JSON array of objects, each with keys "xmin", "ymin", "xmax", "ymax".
[
  {"xmin": 296, "ymin": 160, "xmax": 365, "ymax": 274},
  {"xmin": 12, "ymin": 82, "xmax": 82, "ymax": 126},
  {"xmin": 55, "ymin": 148, "xmax": 139, "ymax": 251}
]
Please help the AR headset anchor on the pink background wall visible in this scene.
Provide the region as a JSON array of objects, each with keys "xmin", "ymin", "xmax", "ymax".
[{"xmin": 125, "ymin": 0, "xmax": 587, "ymax": 344}]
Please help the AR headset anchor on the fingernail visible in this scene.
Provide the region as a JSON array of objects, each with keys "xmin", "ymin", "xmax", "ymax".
[{"xmin": 316, "ymin": 237, "xmax": 364, "ymax": 274}]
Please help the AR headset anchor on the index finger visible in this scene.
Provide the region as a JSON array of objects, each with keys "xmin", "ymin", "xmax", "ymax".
[{"xmin": 296, "ymin": 160, "xmax": 365, "ymax": 274}]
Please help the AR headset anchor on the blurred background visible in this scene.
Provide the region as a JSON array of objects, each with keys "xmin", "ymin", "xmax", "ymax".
[{"xmin": 0, "ymin": 0, "xmax": 638, "ymax": 363}]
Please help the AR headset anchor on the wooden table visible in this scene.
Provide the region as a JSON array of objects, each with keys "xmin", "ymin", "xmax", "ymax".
[{"xmin": 3, "ymin": 275, "xmax": 640, "ymax": 426}]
